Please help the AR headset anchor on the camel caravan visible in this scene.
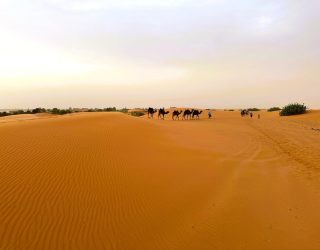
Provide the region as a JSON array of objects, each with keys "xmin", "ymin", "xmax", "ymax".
[
  {"xmin": 147, "ymin": 108, "xmax": 203, "ymax": 120},
  {"xmin": 240, "ymin": 109, "xmax": 250, "ymax": 117}
]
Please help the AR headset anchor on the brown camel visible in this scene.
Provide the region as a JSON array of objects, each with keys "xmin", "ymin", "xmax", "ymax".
[
  {"xmin": 241, "ymin": 109, "xmax": 249, "ymax": 117},
  {"xmin": 183, "ymin": 109, "xmax": 192, "ymax": 120},
  {"xmin": 192, "ymin": 110, "xmax": 202, "ymax": 119},
  {"xmin": 147, "ymin": 107, "xmax": 157, "ymax": 119},
  {"xmin": 158, "ymin": 108, "xmax": 170, "ymax": 119},
  {"xmin": 172, "ymin": 110, "xmax": 183, "ymax": 120}
]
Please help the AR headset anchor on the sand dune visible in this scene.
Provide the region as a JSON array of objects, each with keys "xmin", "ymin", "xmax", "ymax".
[
  {"xmin": 0, "ymin": 113, "xmax": 56, "ymax": 124},
  {"xmin": 0, "ymin": 110, "xmax": 320, "ymax": 249}
]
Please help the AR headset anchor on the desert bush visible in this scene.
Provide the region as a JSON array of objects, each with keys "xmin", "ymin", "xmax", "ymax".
[
  {"xmin": 51, "ymin": 108, "xmax": 71, "ymax": 115},
  {"xmin": 247, "ymin": 108, "xmax": 260, "ymax": 111},
  {"xmin": 7, "ymin": 108, "xmax": 47, "ymax": 115},
  {"xmin": 131, "ymin": 111, "xmax": 145, "ymax": 117},
  {"xmin": 51, "ymin": 108, "xmax": 60, "ymax": 115},
  {"xmin": 1, "ymin": 110, "xmax": 30, "ymax": 117},
  {"xmin": 119, "ymin": 108, "xmax": 129, "ymax": 113},
  {"xmin": 88, "ymin": 107, "xmax": 117, "ymax": 112},
  {"xmin": 268, "ymin": 107, "xmax": 281, "ymax": 112},
  {"xmin": 59, "ymin": 109, "xmax": 71, "ymax": 115},
  {"xmin": 32, "ymin": 108, "xmax": 46, "ymax": 114},
  {"xmin": 104, "ymin": 107, "xmax": 117, "ymax": 112},
  {"xmin": 10, "ymin": 110, "xmax": 25, "ymax": 115},
  {"xmin": 280, "ymin": 103, "xmax": 307, "ymax": 116}
]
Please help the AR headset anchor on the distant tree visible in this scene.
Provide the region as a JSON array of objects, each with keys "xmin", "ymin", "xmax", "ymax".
[
  {"xmin": 32, "ymin": 108, "xmax": 46, "ymax": 114},
  {"xmin": 0, "ymin": 112, "xmax": 9, "ymax": 117},
  {"xmin": 119, "ymin": 108, "xmax": 128, "ymax": 113},
  {"xmin": 104, "ymin": 107, "xmax": 117, "ymax": 112},
  {"xmin": 51, "ymin": 108, "xmax": 60, "ymax": 115},
  {"xmin": 51, "ymin": 108, "xmax": 72, "ymax": 115}
]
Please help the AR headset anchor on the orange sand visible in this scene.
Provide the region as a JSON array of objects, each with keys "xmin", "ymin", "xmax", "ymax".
[{"xmin": 0, "ymin": 110, "xmax": 320, "ymax": 249}]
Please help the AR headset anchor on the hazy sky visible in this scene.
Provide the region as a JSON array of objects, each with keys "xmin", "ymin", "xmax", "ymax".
[{"xmin": 0, "ymin": 0, "xmax": 319, "ymax": 108}]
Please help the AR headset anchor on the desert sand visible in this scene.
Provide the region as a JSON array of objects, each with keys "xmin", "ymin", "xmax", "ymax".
[{"xmin": 1, "ymin": 110, "xmax": 320, "ymax": 249}]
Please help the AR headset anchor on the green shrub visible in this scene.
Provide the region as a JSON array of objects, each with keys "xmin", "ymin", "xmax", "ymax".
[
  {"xmin": 32, "ymin": 108, "xmax": 46, "ymax": 114},
  {"xmin": 1, "ymin": 110, "xmax": 34, "ymax": 117},
  {"xmin": 131, "ymin": 111, "xmax": 145, "ymax": 117},
  {"xmin": 10, "ymin": 110, "xmax": 25, "ymax": 115},
  {"xmin": 87, "ymin": 107, "xmax": 117, "ymax": 112},
  {"xmin": 119, "ymin": 108, "xmax": 129, "ymax": 113},
  {"xmin": 104, "ymin": 107, "xmax": 117, "ymax": 112},
  {"xmin": 51, "ymin": 108, "xmax": 60, "ymax": 115},
  {"xmin": 51, "ymin": 108, "xmax": 72, "ymax": 115},
  {"xmin": 247, "ymin": 108, "xmax": 260, "ymax": 111},
  {"xmin": 280, "ymin": 103, "xmax": 307, "ymax": 116},
  {"xmin": 268, "ymin": 107, "xmax": 281, "ymax": 112}
]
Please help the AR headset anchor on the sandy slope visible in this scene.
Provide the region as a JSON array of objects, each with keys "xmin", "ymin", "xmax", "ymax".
[
  {"xmin": 0, "ymin": 113, "xmax": 56, "ymax": 124},
  {"xmin": 0, "ymin": 111, "xmax": 320, "ymax": 249}
]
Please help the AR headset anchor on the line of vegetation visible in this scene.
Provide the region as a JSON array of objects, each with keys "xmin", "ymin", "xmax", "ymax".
[
  {"xmin": 51, "ymin": 108, "xmax": 72, "ymax": 115},
  {"xmin": 280, "ymin": 103, "xmax": 307, "ymax": 116},
  {"xmin": 267, "ymin": 107, "xmax": 281, "ymax": 112},
  {"xmin": 88, "ymin": 107, "xmax": 129, "ymax": 113},
  {"xmin": 0, "ymin": 107, "xmax": 130, "ymax": 117},
  {"xmin": 0, "ymin": 108, "xmax": 47, "ymax": 117},
  {"xmin": 247, "ymin": 108, "xmax": 260, "ymax": 111},
  {"xmin": 88, "ymin": 107, "xmax": 116, "ymax": 112}
]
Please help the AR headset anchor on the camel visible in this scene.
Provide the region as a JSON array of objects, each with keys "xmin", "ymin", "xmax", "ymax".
[
  {"xmin": 183, "ymin": 109, "xmax": 192, "ymax": 120},
  {"xmin": 147, "ymin": 107, "xmax": 157, "ymax": 119},
  {"xmin": 172, "ymin": 110, "xmax": 183, "ymax": 120},
  {"xmin": 192, "ymin": 110, "xmax": 202, "ymax": 119},
  {"xmin": 158, "ymin": 108, "xmax": 170, "ymax": 120},
  {"xmin": 241, "ymin": 109, "xmax": 249, "ymax": 117}
]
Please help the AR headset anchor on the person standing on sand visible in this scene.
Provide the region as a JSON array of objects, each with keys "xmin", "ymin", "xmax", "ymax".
[
  {"xmin": 208, "ymin": 111, "xmax": 212, "ymax": 119},
  {"xmin": 250, "ymin": 112, "xmax": 253, "ymax": 118}
]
